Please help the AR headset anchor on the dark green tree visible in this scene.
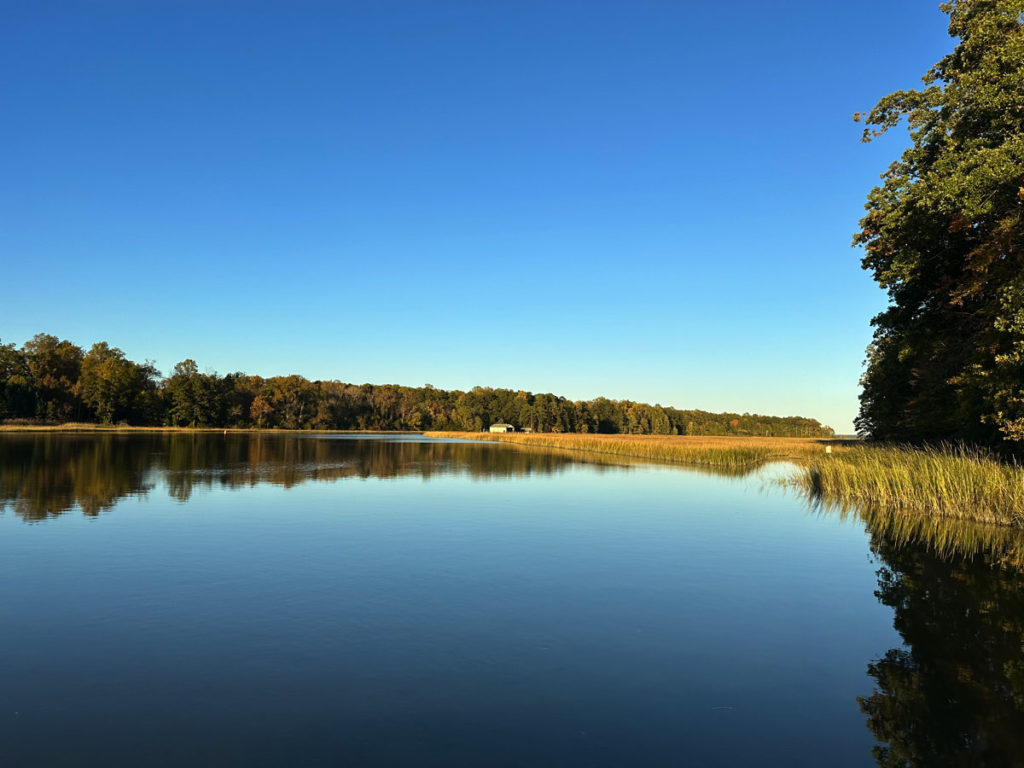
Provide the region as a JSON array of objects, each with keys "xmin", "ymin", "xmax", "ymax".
[
  {"xmin": 165, "ymin": 359, "xmax": 224, "ymax": 427},
  {"xmin": 0, "ymin": 341, "xmax": 34, "ymax": 419},
  {"xmin": 22, "ymin": 333, "xmax": 83, "ymax": 422},
  {"xmin": 854, "ymin": 1, "xmax": 1024, "ymax": 446}
]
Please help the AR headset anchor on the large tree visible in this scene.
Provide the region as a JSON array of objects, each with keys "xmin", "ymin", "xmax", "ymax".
[
  {"xmin": 22, "ymin": 333, "xmax": 84, "ymax": 422},
  {"xmin": 165, "ymin": 359, "xmax": 225, "ymax": 427},
  {"xmin": 0, "ymin": 341, "xmax": 34, "ymax": 419},
  {"xmin": 79, "ymin": 342, "xmax": 159, "ymax": 425},
  {"xmin": 855, "ymin": 1, "xmax": 1024, "ymax": 447}
]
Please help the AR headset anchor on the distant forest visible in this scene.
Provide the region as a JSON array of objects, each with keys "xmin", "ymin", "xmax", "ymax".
[{"xmin": 0, "ymin": 334, "xmax": 834, "ymax": 437}]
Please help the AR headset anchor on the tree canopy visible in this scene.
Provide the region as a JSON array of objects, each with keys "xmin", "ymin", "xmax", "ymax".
[{"xmin": 855, "ymin": 1, "xmax": 1024, "ymax": 447}]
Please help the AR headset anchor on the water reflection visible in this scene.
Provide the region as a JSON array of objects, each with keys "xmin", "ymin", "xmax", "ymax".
[
  {"xmin": 792, "ymin": 490, "xmax": 1024, "ymax": 764},
  {"xmin": 0, "ymin": 433, "xmax": 619, "ymax": 522},
  {"xmin": 0, "ymin": 434, "xmax": 156, "ymax": 520},
  {"xmin": 821, "ymin": 501, "xmax": 1024, "ymax": 571},
  {"xmin": 4, "ymin": 434, "xmax": 1024, "ymax": 765},
  {"xmin": 860, "ymin": 527, "xmax": 1024, "ymax": 766}
]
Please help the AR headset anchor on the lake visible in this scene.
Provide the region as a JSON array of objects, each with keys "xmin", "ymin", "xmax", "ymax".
[{"xmin": 1, "ymin": 433, "xmax": 1022, "ymax": 767}]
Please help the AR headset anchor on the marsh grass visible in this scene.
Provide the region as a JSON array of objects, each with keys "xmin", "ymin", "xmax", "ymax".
[
  {"xmin": 432, "ymin": 432, "xmax": 1024, "ymax": 528},
  {"xmin": 792, "ymin": 444, "xmax": 1024, "ymax": 527},
  {"xmin": 425, "ymin": 432, "xmax": 845, "ymax": 471}
]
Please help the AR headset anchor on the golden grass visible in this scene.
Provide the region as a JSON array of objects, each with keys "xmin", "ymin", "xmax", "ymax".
[
  {"xmin": 428, "ymin": 432, "xmax": 1024, "ymax": 528},
  {"xmin": 424, "ymin": 431, "xmax": 849, "ymax": 470},
  {"xmin": 793, "ymin": 444, "xmax": 1024, "ymax": 527}
]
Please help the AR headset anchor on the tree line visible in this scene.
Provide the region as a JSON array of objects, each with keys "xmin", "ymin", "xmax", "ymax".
[{"xmin": 0, "ymin": 333, "xmax": 834, "ymax": 437}]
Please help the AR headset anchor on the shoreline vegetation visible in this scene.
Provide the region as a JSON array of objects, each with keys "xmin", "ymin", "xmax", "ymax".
[
  {"xmin": 425, "ymin": 432, "xmax": 1024, "ymax": 528},
  {"xmin": 795, "ymin": 445, "xmax": 1024, "ymax": 528},
  {"xmin": 423, "ymin": 431, "xmax": 848, "ymax": 470},
  {"xmin": 3, "ymin": 426, "xmax": 1022, "ymax": 528}
]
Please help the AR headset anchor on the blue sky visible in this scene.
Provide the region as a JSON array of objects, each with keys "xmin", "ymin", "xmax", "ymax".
[{"xmin": 2, "ymin": 1, "xmax": 953, "ymax": 432}]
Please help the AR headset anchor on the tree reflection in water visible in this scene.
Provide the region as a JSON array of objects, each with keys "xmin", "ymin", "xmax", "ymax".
[
  {"xmin": 0, "ymin": 433, "xmax": 644, "ymax": 522},
  {"xmin": 858, "ymin": 512, "xmax": 1024, "ymax": 767}
]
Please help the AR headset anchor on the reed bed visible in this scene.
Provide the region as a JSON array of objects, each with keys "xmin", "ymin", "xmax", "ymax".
[
  {"xmin": 425, "ymin": 432, "xmax": 843, "ymax": 471},
  {"xmin": 431, "ymin": 433, "xmax": 1024, "ymax": 528},
  {"xmin": 793, "ymin": 444, "xmax": 1024, "ymax": 527}
]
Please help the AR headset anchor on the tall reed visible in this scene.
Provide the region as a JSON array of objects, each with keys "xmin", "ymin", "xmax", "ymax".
[
  {"xmin": 792, "ymin": 444, "xmax": 1024, "ymax": 526},
  {"xmin": 431, "ymin": 433, "xmax": 1024, "ymax": 527},
  {"xmin": 424, "ymin": 432, "xmax": 834, "ymax": 471}
]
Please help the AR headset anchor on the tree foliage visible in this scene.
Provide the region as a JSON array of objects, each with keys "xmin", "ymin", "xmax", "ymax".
[
  {"xmin": 855, "ymin": 1, "xmax": 1024, "ymax": 447},
  {"xmin": 0, "ymin": 342, "xmax": 33, "ymax": 420},
  {"xmin": 79, "ymin": 342, "xmax": 160, "ymax": 424},
  {"xmin": 23, "ymin": 333, "xmax": 83, "ymax": 422},
  {"xmin": 165, "ymin": 359, "xmax": 229, "ymax": 427}
]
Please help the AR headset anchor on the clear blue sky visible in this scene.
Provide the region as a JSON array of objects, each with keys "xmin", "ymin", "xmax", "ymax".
[{"xmin": 2, "ymin": 1, "xmax": 953, "ymax": 433}]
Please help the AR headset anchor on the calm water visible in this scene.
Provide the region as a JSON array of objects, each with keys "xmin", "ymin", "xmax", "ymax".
[{"xmin": 1, "ymin": 434, "xmax": 1022, "ymax": 767}]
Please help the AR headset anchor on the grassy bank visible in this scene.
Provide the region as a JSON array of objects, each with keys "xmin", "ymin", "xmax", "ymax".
[
  {"xmin": 794, "ymin": 444, "xmax": 1024, "ymax": 527},
  {"xmin": 424, "ymin": 432, "xmax": 846, "ymax": 471}
]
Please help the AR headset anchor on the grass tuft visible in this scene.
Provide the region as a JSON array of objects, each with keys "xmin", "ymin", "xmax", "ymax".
[{"xmin": 789, "ymin": 443, "xmax": 1024, "ymax": 527}]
